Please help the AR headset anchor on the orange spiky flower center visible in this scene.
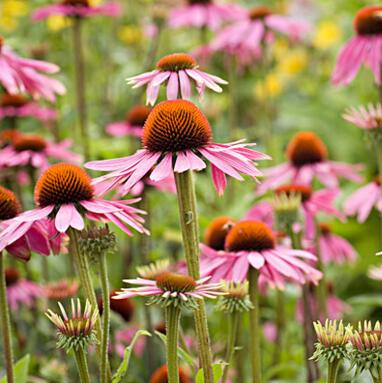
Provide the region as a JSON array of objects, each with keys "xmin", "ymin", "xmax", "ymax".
[
  {"xmin": 126, "ymin": 105, "xmax": 151, "ymax": 126},
  {"xmin": 275, "ymin": 184, "xmax": 312, "ymax": 203},
  {"xmin": 150, "ymin": 365, "xmax": 189, "ymax": 383},
  {"xmin": 204, "ymin": 216, "xmax": 236, "ymax": 250},
  {"xmin": 156, "ymin": 53, "xmax": 197, "ymax": 72},
  {"xmin": 155, "ymin": 272, "xmax": 197, "ymax": 293},
  {"xmin": 225, "ymin": 221, "xmax": 275, "ymax": 252},
  {"xmin": 12, "ymin": 135, "xmax": 47, "ymax": 152},
  {"xmin": 142, "ymin": 100, "xmax": 212, "ymax": 152},
  {"xmin": 374, "ymin": 175, "xmax": 380, "ymax": 185},
  {"xmin": 5, "ymin": 268, "xmax": 20, "ymax": 286},
  {"xmin": 188, "ymin": 0, "xmax": 211, "ymax": 4},
  {"xmin": 319, "ymin": 223, "xmax": 331, "ymax": 235},
  {"xmin": 61, "ymin": 0, "xmax": 89, "ymax": 6},
  {"xmin": 1, "ymin": 94, "xmax": 28, "ymax": 108},
  {"xmin": 0, "ymin": 130, "xmax": 20, "ymax": 147},
  {"xmin": 0, "ymin": 186, "xmax": 21, "ymax": 220},
  {"xmin": 249, "ymin": 6, "xmax": 272, "ymax": 20},
  {"xmin": 287, "ymin": 131, "xmax": 328, "ymax": 167},
  {"xmin": 354, "ymin": 6, "xmax": 382, "ymax": 35},
  {"xmin": 35, "ymin": 163, "xmax": 94, "ymax": 207}
]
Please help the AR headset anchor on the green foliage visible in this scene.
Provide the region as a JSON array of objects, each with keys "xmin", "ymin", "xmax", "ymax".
[
  {"xmin": 195, "ymin": 363, "xmax": 225, "ymax": 383},
  {"xmin": 0, "ymin": 355, "xmax": 30, "ymax": 383}
]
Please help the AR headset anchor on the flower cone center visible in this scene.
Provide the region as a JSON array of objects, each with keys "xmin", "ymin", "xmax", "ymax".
[
  {"xmin": 13, "ymin": 135, "xmax": 47, "ymax": 152},
  {"xmin": 287, "ymin": 131, "xmax": 328, "ymax": 167},
  {"xmin": 126, "ymin": 105, "xmax": 151, "ymax": 126},
  {"xmin": 0, "ymin": 186, "xmax": 21, "ymax": 220},
  {"xmin": 355, "ymin": 6, "xmax": 382, "ymax": 35},
  {"xmin": 5, "ymin": 268, "xmax": 20, "ymax": 286},
  {"xmin": 204, "ymin": 216, "xmax": 236, "ymax": 250},
  {"xmin": 155, "ymin": 272, "xmax": 197, "ymax": 293},
  {"xmin": 61, "ymin": 0, "xmax": 89, "ymax": 6},
  {"xmin": 249, "ymin": 6, "xmax": 272, "ymax": 20},
  {"xmin": 276, "ymin": 184, "xmax": 312, "ymax": 203},
  {"xmin": 188, "ymin": 0, "xmax": 212, "ymax": 4},
  {"xmin": 156, "ymin": 53, "xmax": 197, "ymax": 72},
  {"xmin": 225, "ymin": 221, "xmax": 275, "ymax": 252},
  {"xmin": 142, "ymin": 100, "xmax": 212, "ymax": 152},
  {"xmin": 0, "ymin": 130, "xmax": 20, "ymax": 147},
  {"xmin": 35, "ymin": 163, "xmax": 94, "ymax": 207},
  {"xmin": 150, "ymin": 365, "xmax": 189, "ymax": 383},
  {"xmin": 1, "ymin": 94, "xmax": 28, "ymax": 108},
  {"xmin": 319, "ymin": 222, "xmax": 331, "ymax": 235}
]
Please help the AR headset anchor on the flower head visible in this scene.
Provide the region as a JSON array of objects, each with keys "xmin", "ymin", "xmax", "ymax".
[
  {"xmin": 204, "ymin": 216, "xmax": 236, "ymax": 251},
  {"xmin": 87, "ymin": 100, "xmax": 269, "ymax": 196},
  {"xmin": 150, "ymin": 364, "xmax": 190, "ymax": 383},
  {"xmin": 311, "ymin": 320, "xmax": 350, "ymax": 363},
  {"xmin": 136, "ymin": 259, "xmax": 170, "ymax": 280},
  {"xmin": 79, "ymin": 225, "xmax": 116, "ymax": 259},
  {"xmin": 0, "ymin": 36, "xmax": 65, "ymax": 101},
  {"xmin": 368, "ymin": 264, "xmax": 382, "ymax": 281},
  {"xmin": 113, "ymin": 271, "xmax": 224, "ymax": 310},
  {"xmin": 0, "ymin": 185, "xmax": 21, "ymax": 220},
  {"xmin": 44, "ymin": 279, "xmax": 79, "ymax": 300},
  {"xmin": 46, "ymin": 299, "xmax": 98, "ymax": 352},
  {"xmin": 126, "ymin": 53, "xmax": 227, "ymax": 105},
  {"xmin": 272, "ymin": 189, "xmax": 301, "ymax": 228},
  {"xmin": 348, "ymin": 321, "xmax": 382, "ymax": 378},
  {"xmin": 343, "ymin": 103, "xmax": 382, "ymax": 131},
  {"xmin": 217, "ymin": 281, "xmax": 253, "ymax": 313},
  {"xmin": 332, "ymin": 6, "xmax": 382, "ymax": 85}
]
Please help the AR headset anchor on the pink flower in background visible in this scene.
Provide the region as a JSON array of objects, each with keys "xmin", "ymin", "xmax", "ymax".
[
  {"xmin": 121, "ymin": 174, "xmax": 177, "ymax": 197},
  {"xmin": 318, "ymin": 223, "xmax": 358, "ymax": 265},
  {"xmin": 244, "ymin": 201, "xmax": 274, "ymax": 228},
  {"xmin": 168, "ymin": 0, "xmax": 244, "ymax": 31},
  {"xmin": 343, "ymin": 103, "xmax": 382, "ymax": 130},
  {"xmin": 0, "ymin": 135, "xmax": 81, "ymax": 171},
  {"xmin": 0, "ymin": 93, "xmax": 57, "ymax": 122},
  {"xmin": 264, "ymin": 321, "xmax": 278, "ymax": 343},
  {"xmin": 32, "ymin": 0, "xmax": 122, "ymax": 20},
  {"xmin": 86, "ymin": 100, "xmax": 269, "ymax": 196},
  {"xmin": 332, "ymin": 6, "xmax": 382, "ymax": 85},
  {"xmin": 0, "ymin": 37, "xmax": 65, "ymax": 102},
  {"xmin": 368, "ymin": 265, "xmax": 382, "ymax": 281},
  {"xmin": 0, "ymin": 164, "xmax": 148, "ymax": 253},
  {"xmin": 106, "ymin": 105, "xmax": 151, "ymax": 138},
  {"xmin": 115, "ymin": 326, "xmax": 146, "ymax": 358},
  {"xmin": 344, "ymin": 178, "xmax": 382, "ymax": 223},
  {"xmin": 257, "ymin": 132, "xmax": 363, "ymax": 194},
  {"xmin": 200, "ymin": 221, "xmax": 322, "ymax": 287},
  {"xmin": 5, "ymin": 268, "xmax": 42, "ymax": 311},
  {"xmin": 0, "ymin": 185, "xmax": 56, "ymax": 262},
  {"xmin": 211, "ymin": 5, "xmax": 310, "ymax": 64},
  {"xmin": 126, "ymin": 53, "xmax": 227, "ymax": 106}
]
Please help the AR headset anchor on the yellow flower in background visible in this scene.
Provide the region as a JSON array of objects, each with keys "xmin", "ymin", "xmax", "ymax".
[
  {"xmin": 0, "ymin": 0, "xmax": 28, "ymax": 31},
  {"xmin": 272, "ymin": 39, "xmax": 289, "ymax": 61},
  {"xmin": 278, "ymin": 49, "xmax": 308, "ymax": 77},
  {"xmin": 313, "ymin": 20, "xmax": 342, "ymax": 50},
  {"xmin": 88, "ymin": 0, "xmax": 102, "ymax": 5},
  {"xmin": 255, "ymin": 73, "xmax": 284, "ymax": 100},
  {"xmin": 118, "ymin": 25, "xmax": 144, "ymax": 45},
  {"xmin": 47, "ymin": 15, "xmax": 72, "ymax": 32}
]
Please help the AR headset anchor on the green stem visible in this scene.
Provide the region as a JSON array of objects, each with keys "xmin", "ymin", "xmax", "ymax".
[
  {"xmin": 74, "ymin": 348, "xmax": 91, "ymax": 383},
  {"xmin": 0, "ymin": 252, "xmax": 14, "ymax": 383},
  {"xmin": 248, "ymin": 267, "xmax": 261, "ymax": 383},
  {"xmin": 235, "ymin": 324, "xmax": 245, "ymax": 383},
  {"xmin": 99, "ymin": 253, "xmax": 110, "ymax": 383},
  {"xmin": 174, "ymin": 170, "xmax": 214, "ymax": 383},
  {"xmin": 327, "ymin": 360, "xmax": 340, "ymax": 383},
  {"xmin": 222, "ymin": 311, "xmax": 239, "ymax": 383},
  {"xmin": 273, "ymin": 289, "xmax": 285, "ymax": 366},
  {"xmin": 314, "ymin": 222, "xmax": 327, "ymax": 318},
  {"xmin": 72, "ymin": 17, "xmax": 89, "ymax": 161},
  {"xmin": 228, "ymin": 56, "xmax": 238, "ymax": 141},
  {"xmin": 165, "ymin": 306, "xmax": 181, "ymax": 383},
  {"xmin": 68, "ymin": 229, "xmax": 110, "ymax": 379}
]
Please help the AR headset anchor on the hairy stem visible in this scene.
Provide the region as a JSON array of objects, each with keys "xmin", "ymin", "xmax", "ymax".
[
  {"xmin": 166, "ymin": 306, "xmax": 181, "ymax": 383},
  {"xmin": 74, "ymin": 348, "xmax": 91, "ymax": 383},
  {"xmin": 0, "ymin": 252, "xmax": 14, "ymax": 383},
  {"xmin": 273, "ymin": 289, "xmax": 286, "ymax": 366},
  {"xmin": 248, "ymin": 267, "xmax": 261, "ymax": 383},
  {"xmin": 174, "ymin": 170, "xmax": 214, "ymax": 383},
  {"xmin": 327, "ymin": 360, "xmax": 340, "ymax": 383},
  {"xmin": 222, "ymin": 311, "xmax": 239, "ymax": 383}
]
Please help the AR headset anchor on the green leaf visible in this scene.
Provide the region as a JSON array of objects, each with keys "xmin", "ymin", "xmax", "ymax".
[
  {"xmin": 0, "ymin": 354, "xmax": 30, "ymax": 383},
  {"xmin": 195, "ymin": 363, "xmax": 225, "ymax": 383},
  {"xmin": 111, "ymin": 330, "xmax": 151, "ymax": 383},
  {"xmin": 348, "ymin": 294, "xmax": 382, "ymax": 307},
  {"xmin": 154, "ymin": 331, "xmax": 196, "ymax": 368}
]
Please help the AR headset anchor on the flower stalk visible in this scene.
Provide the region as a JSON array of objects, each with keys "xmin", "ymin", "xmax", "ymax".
[
  {"xmin": 248, "ymin": 267, "xmax": 261, "ymax": 383},
  {"xmin": 74, "ymin": 347, "xmax": 92, "ymax": 383},
  {"xmin": 222, "ymin": 310, "xmax": 240, "ymax": 383},
  {"xmin": 327, "ymin": 360, "xmax": 340, "ymax": 383},
  {"xmin": 174, "ymin": 170, "xmax": 214, "ymax": 383},
  {"xmin": 0, "ymin": 251, "xmax": 14, "ymax": 383},
  {"xmin": 166, "ymin": 305, "xmax": 182, "ymax": 383}
]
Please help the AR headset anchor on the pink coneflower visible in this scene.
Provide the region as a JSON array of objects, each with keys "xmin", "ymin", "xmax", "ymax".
[
  {"xmin": 0, "ymin": 134, "xmax": 81, "ymax": 170},
  {"xmin": 344, "ymin": 177, "xmax": 382, "ymax": 223},
  {"xmin": 168, "ymin": 0, "xmax": 244, "ymax": 31},
  {"xmin": 257, "ymin": 132, "xmax": 363, "ymax": 193},
  {"xmin": 126, "ymin": 54, "xmax": 228, "ymax": 106},
  {"xmin": 0, "ymin": 36, "xmax": 65, "ymax": 102},
  {"xmin": 318, "ymin": 223, "xmax": 358, "ymax": 265},
  {"xmin": 200, "ymin": 221, "xmax": 322, "ymax": 287},
  {"xmin": 106, "ymin": 105, "xmax": 151, "ymax": 138},
  {"xmin": 32, "ymin": 0, "xmax": 122, "ymax": 21},
  {"xmin": 126, "ymin": 174, "xmax": 177, "ymax": 197},
  {"xmin": 86, "ymin": 100, "xmax": 269, "ymax": 196},
  {"xmin": 115, "ymin": 326, "xmax": 146, "ymax": 358},
  {"xmin": 211, "ymin": 5, "xmax": 310, "ymax": 63},
  {"xmin": 343, "ymin": 103, "xmax": 382, "ymax": 130},
  {"xmin": 368, "ymin": 264, "xmax": 382, "ymax": 281},
  {"xmin": 244, "ymin": 201, "xmax": 274, "ymax": 228},
  {"xmin": 332, "ymin": 6, "xmax": 382, "ymax": 85},
  {"xmin": 5, "ymin": 268, "xmax": 42, "ymax": 311},
  {"xmin": 44, "ymin": 279, "xmax": 79, "ymax": 300},
  {"xmin": 0, "ymin": 93, "xmax": 57, "ymax": 122},
  {"xmin": 113, "ymin": 272, "xmax": 224, "ymax": 303},
  {"xmin": 0, "ymin": 185, "xmax": 55, "ymax": 261},
  {"xmin": 0, "ymin": 164, "xmax": 148, "ymax": 255}
]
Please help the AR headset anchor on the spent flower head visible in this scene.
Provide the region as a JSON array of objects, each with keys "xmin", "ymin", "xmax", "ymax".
[
  {"xmin": 272, "ymin": 190, "xmax": 301, "ymax": 229},
  {"xmin": 79, "ymin": 224, "xmax": 116, "ymax": 259},
  {"xmin": 217, "ymin": 281, "xmax": 253, "ymax": 313},
  {"xmin": 311, "ymin": 320, "xmax": 351, "ymax": 363},
  {"xmin": 136, "ymin": 259, "xmax": 170, "ymax": 280},
  {"xmin": 46, "ymin": 299, "xmax": 98, "ymax": 352}
]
